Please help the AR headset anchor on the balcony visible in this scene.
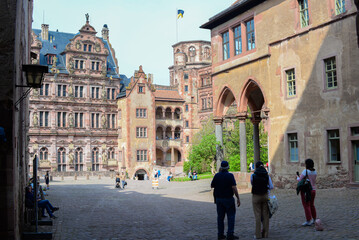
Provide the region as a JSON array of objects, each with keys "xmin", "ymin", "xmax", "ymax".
[{"xmin": 156, "ymin": 139, "xmax": 182, "ymax": 148}]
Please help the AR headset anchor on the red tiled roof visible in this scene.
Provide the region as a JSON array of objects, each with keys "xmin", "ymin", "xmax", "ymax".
[{"xmin": 154, "ymin": 89, "xmax": 184, "ymax": 102}]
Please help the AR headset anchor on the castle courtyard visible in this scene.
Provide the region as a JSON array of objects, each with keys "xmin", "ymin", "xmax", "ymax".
[{"xmin": 39, "ymin": 177, "xmax": 359, "ymax": 240}]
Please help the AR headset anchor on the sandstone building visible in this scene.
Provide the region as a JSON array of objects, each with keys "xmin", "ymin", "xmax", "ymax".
[
  {"xmin": 29, "ymin": 19, "xmax": 129, "ymax": 174},
  {"xmin": 201, "ymin": 0, "xmax": 359, "ymax": 187}
]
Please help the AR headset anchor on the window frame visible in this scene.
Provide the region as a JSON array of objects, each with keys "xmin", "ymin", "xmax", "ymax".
[
  {"xmin": 136, "ymin": 150, "xmax": 148, "ymax": 162},
  {"xmin": 246, "ymin": 19, "xmax": 255, "ymax": 51},
  {"xmin": 327, "ymin": 129, "xmax": 341, "ymax": 163},
  {"xmin": 285, "ymin": 68, "xmax": 297, "ymax": 98},
  {"xmin": 298, "ymin": 0, "xmax": 310, "ymax": 28},
  {"xmin": 136, "ymin": 108, "xmax": 147, "ymax": 118},
  {"xmin": 136, "ymin": 127, "xmax": 148, "ymax": 138},
  {"xmin": 233, "ymin": 25, "xmax": 242, "ymax": 56},
  {"xmin": 222, "ymin": 31, "xmax": 230, "ymax": 60},
  {"xmin": 288, "ymin": 133, "xmax": 299, "ymax": 162},
  {"xmin": 324, "ymin": 56, "xmax": 338, "ymax": 90},
  {"xmin": 335, "ymin": 0, "xmax": 346, "ymax": 15}
]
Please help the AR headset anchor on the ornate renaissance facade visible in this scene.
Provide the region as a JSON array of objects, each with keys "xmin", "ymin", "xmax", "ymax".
[{"xmin": 29, "ymin": 19, "xmax": 129, "ymax": 175}]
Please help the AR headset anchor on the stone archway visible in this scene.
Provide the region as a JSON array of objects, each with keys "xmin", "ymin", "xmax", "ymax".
[
  {"xmin": 134, "ymin": 169, "xmax": 148, "ymax": 180},
  {"xmin": 214, "ymin": 80, "xmax": 269, "ymax": 172}
]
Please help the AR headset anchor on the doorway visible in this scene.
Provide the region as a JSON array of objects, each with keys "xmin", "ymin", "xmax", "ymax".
[{"xmin": 135, "ymin": 169, "xmax": 147, "ymax": 180}]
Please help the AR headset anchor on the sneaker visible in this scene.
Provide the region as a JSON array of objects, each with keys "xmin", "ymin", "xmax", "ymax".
[
  {"xmin": 52, "ymin": 207, "xmax": 59, "ymax": 212},
  {"xmin": 309, "ymin": 219, "xmax": 315, "ymax": 225},
  {"xmin": 50, "ymin": 215, "xmax": 57, "ymax": 219},
  {"xmin": 227, "ymin": 235, "xmax": 239, "ymax": 240},
  {"xmin": 302, "ymin": 221, "xmax": 311, "ymax": 226},
  {"xmin": 218, "ymin": 235, "xmax": 226, "ymax": 240}
]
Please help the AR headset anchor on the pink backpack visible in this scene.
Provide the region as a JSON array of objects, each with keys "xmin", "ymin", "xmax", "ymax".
[{"xmin": 315, "ymin": 219, "xmax": 324, "ymax": 231}]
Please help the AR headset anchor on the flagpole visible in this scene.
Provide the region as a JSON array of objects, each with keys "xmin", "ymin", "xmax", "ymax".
[{"xmin": 176, "ymin": 8, "xmax": 178, "ymax": 43}]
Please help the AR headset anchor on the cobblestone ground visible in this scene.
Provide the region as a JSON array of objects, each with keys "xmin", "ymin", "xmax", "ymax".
[{"xmin": 39, "ymin": 176, "xmax": 359, "ymax": 240}]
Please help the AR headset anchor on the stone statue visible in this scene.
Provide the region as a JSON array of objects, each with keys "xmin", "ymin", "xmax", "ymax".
[
  {"xmin": 101, "ymin": 114, "xmax": 107, "ymax": 128},
  {"xmin": 33, "ymin": 112, "xmax": 38, "ymax": 127},
  {"xmin": 101, "ymin": 85, "xmax": 106, "ymax": 99},
  {"xmin": 85, "ymin": 13, "xmax": 89, "ymax": 22},
  {"xmin": 68, "ymin": 84, "xmax": 73, "ymax": 97},
  {"xmin": 102, "ymin": 152, "xmax": 108, "ymax": 165},
  {"xmin": 68, "ymin": 113, "xmax": 74, "ymax": 127},
  {"xmin": 68, "ymin": 151, "xmax": 74, "ymax": 165}
]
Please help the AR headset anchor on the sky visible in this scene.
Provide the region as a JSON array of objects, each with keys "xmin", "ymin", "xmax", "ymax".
[{"xmin": 33, "ymin": 0, "xmax": 234, "ymax": 86}]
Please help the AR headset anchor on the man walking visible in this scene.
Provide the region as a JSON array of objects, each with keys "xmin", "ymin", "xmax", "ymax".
[{"xmin": 211, "ymin": 161, "xmax": 241, "ymax": 240}]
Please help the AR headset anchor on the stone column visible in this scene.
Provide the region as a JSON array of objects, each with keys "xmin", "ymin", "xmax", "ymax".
[
  {"xmin": 214, "ymin": 117, "xmax": 224, "ymax": 171},
  {"xmin": 172, "ymin": 129, "xmax": 175, "ymax": 139},
  {"xmin": 171, "ymin": 111, "xmax": 174, "ymax": 120},
  {"xmin": 252, "ymin": 119, "xmax": 261, "ymax": 164},
  {"xmin": 162, "ymin": 110, "xmax": 165, "ymax": 119},
  {"xmin": 162, "ymin": 129, "xmax": 165, "ymax": 140},
  {"xmin": 237, "ymin": 113, "xmax": 247, "ymax": 172},
  {"xmin": 171, "ymin": 147, "xmax": 175, "ymax": 166}
]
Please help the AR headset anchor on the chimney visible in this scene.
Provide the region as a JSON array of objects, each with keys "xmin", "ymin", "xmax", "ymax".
[
  {"xmin": 41, "ymin": 24, "xmax": 49, "ymax": 41},
  {"xmin": 102, "ymin": 24, "xmax": 109, "ymax": 41}
]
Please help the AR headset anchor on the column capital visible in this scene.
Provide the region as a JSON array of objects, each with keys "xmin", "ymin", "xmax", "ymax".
[
  {"xmin": 213, "ymin": 117, "xmax": 223, "ymax": 125},
  {"xmin": 251, "ymin": 118, "xmax": 261, "ymax": 124},
  {"xmin": 236, "ymin": 112, "xmax": 247, "ymax": 122}
]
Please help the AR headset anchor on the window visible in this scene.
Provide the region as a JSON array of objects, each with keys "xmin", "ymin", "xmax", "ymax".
[
  {"xmin": 96, "ymin": 62, "xmax": 100, "ymax": 71},
  {"xmin": 328, "ymin": 129, "xmax": 340, "ymax": 162},
  {"xmin": 186, "ymin": 136, "xmax": 189, "ymax": 143},
  {"xmin": 74, "ymin": 113, "xmax": 84, "ymax": 128},
  {"xmin": 57, "ymin": 85, "xmax": 67, "ymax": 97},
  {"xmin": 324, "ymin": 57, "xmax": 337, "ymax": 89},
  {"xmin": 57, "ymin": 148, "xmax": 66, "ymax": 172},
  {"xmin": 185, "ymin": 85, "xmax": 188, "ymax": 92},
  {"xmin": 185, "ymin": 120, "xmax": 189, "ymax": 128},
  {"xmin": 222, "ymin": 31, "xmax": 230, "ymax": 60},
  {"xmin": 92, "ymin": 147, "xmax": 99, "ymax": 171},
  {"xmin": 288, "ymin": 133, "xmax": 299, "ymax": 162},
  {"xmin": 234, "ymin": 25, "xmax": 242, "ymax": 55},
  {"xmin": 74, "ymin": 86, "xmax": 84, "ymax": 98},
  {"xmin": 91, "ymin": 62, "xmax": 95, "ymax": 70},
  {"xmin": 39, "ymin": 111, "xmax": 49, "ymax": 127},
  {"xmin": 185, "ymin": 104, "xmax": 188, "ymax": 112},
  {"xmin": 351, "ymin": 127, "xmax": 359, "ymax": 136},
  {"xmin": 57, "ymin": 112, "xmax": 67, "ymax": 127},
  {"xmin": 202, "ymin": 98, "xmax": 207, "ymax": 110},
  {"xmin": 299, "ymin": 0, "xmax": 309, "ymax": 27},
  {"xmin": 112, "ymin": 89, "xmax": 115, "ymax": 100},
  {"xmin": 184, "ymin": 73, "xmax": 189, "ymax": 80},
  {"xmin": 91, "ymin": 87, "xmax": 100, "ymax": 99},
  {"xmin": 80, "ymin": 60, "xmax": 84, "ymax": 69},
  {"xmin": 88, "ymin": 45, "xmax": 92, "ymax": 52},
  {"xmin": 246, "ymin": 19, "xmax": 255, "ymax": 50},
  {"xmin": 335, "ymin": 0, "xmax": 346, "ymax": 14},
  {"xmin": 137, "ymin": 150, "xmax": 148, "ymax": 162},
  {"xmin": 107, "ymin": 88, "xmax": 116, "ymax": 100},
  {"xmin": 75, "ymin": 148, "xmax": 83, "ymax": 171},
  {"xmin": 136, "ymin": 108, "xmax": 147, "ymax": 118},
  {"xmin": 83, "ymin": 44, "xmax": 87, "ymax": 51},
  {"xmin": 107, "ymin": 114, "xmax": 116, "ymax": 128},
  {"xmin": 108, "ymin": 148, "xmax": 115, "ymax": 160},
  {"xmin": 138, "ymin": 85, "xmax": 144, "ymax": 93},
  {"xmin": 91, "ymin": 113, "xmax": 100, "ymax": 128},
  {"xmin": 189, "ymin": 47, "xmax": 196, "ymax": 57},
  {"xmin": 39, "ymin": 147, "xmax": 48, "ymax": 161},
  {"xmin": 40, "ymin": 84, "xmax": 49, "ymax": 96},
  {"xmin": 75, "ymin": 60, "xmax": 79, "ymax": 69},
  {"xmin": 286, "ymin": 69, "xmax": 296, "ymax": 97},
  {"xmin": 203, "ymin": 47, "xmax": 211, "ymax": 59},
  {"xmin": 136, "ymin": 127, "xmax": 147, "ymax": 138}
]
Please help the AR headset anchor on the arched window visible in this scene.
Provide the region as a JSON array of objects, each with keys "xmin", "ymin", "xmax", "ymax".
[
  {"xmin": 174, "ymin": 126, "xmax": 181, "ymax": 139},
  {"xmin": 75, "ymin": 148, "xmax": 83, "ymax": 171},
  {"xmin": 189, "ymin": 46, "xmax": 196, "ymax": 57},
  {"xmin": 203, "ymin": 47, "xmax": 211, "ymax": 59},
  {"xmin": 165, "ymin": 107, "xmax": 172, "ymax": 119},
  {"xmin": 165, "ymin": 126, "xmax": 172, "ymax": 139},
  {"xmin": 57, "ymin": 148, "xmax": 66, "ymax": 172},
  {"xmin": 189, "ymin": 46, "xmax": 196, "ymax": 62},
  {"xmin": 156, "ymin": 126, "xmax": 164, "ymax": 140},
  {"xmin": 40, "ymin": 147, "xmax": 48, "ymax": 161},
  {"xmin": 174, "ymin": 108, "xmax": 181, "ymax": 120},
  {"xmin": 92, "ymin": 147, "xmax": 99, "ymax": 171},
  {"xmin": 156, "ymin": 107, "xmax": 163, "ymax": 119},
  {"xmin": 108, "ymin": 147, "xmax": 115, "ymax": 160}
]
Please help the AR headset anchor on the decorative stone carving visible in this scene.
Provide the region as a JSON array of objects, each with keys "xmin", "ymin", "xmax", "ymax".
[
  {"xmin": 101, "ymin": 114, "xmax": 107, "ymax": 128},
  {"xmin": 33, "ymin": 112, "xmax": 38, "ymax": 127},
  {"xmin": 68, "ymin": 84, "xmax": 73, "ymax": 97},
  {"xmin": 68, "ymin": 113, "xmax": 74, "ymax": 127},
  {"xmin": 75, "ymin": 40, "xmax": 81, "ymax": 50},
  {"xmin": 101, "ymin": 85, "xmax": 106, "ymax": 100},
  {"xmin": 95, "ymin": 43, "xmax": 101, "ymax": 52}
]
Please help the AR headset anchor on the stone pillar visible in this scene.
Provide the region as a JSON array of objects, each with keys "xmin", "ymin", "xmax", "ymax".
[
  {"xmin": 252, "ymin": 119, "xmax": 260, "ymax": 164},
  {"xmin": 171, "ymin": 147, "xmax": 175, "ymax": 166},
  {"xmin": 172, "ymin": 129, "xmax": 175, "ymax": 139},
  {"xmin": 162, "ymin": 110, "xmax": 165, "ymax": 119},
  {"xmin": 214, "ymin": 117, "xmax": 223, "ymax": 171},
  {"xmin": 237, "ymin": 113, "xmax": 247, "ymax": 172},
  {"xmin": 171, "ymin": 111, "xmax": 174, "ymax": 120},
  {"xmin": 162, "ymin": 129, "xmax": 165, "ymax": 140}
]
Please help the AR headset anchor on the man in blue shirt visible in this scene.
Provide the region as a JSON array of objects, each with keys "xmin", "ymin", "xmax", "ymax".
[{"xmin": 211, "ymin": 161, "xmax": 240, "ymax": 240}]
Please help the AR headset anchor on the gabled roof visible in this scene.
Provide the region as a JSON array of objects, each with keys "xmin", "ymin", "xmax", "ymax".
[
  {"xmin": 32, "ymin": 28, "xmax": 123, "ymax": 79},
  {"xmin": 200, "ymin": 0, "xmax": 266, "ymax": 30}
]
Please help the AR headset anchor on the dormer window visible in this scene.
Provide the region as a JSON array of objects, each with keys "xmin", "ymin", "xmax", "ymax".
[{"xmin": 46, "ymin": 54, "xmax": 56, "ymax": 65}]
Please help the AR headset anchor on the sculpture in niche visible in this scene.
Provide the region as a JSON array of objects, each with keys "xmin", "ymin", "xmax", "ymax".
[
  {"xmin": 68, "ymin": 151, "xmax": 74, "ymax": 165},
  {"xmin": 101, "ymin": 114, "xmax": 107, "ymax": 128},
  {"xmin": 101, "ymin": 144, "xmax": 107, "ymax": 165},
  {"xmin": 68, "ymin": 113, "xmax": 74, "ymax": 127},
  {"xmin": 75, "ymin": 40, "xmax": 81, "ymax": 50},
  {"xmin": 68, "ymin": 84, "xmax": 73, "ymax": 97},
  {"xmin": 95, "ymin": 43, "xmax": 101, "ymax": 52},
  {"xmin": 101, "ymin": 85, "xmax": 106, "ymax": 99},
  {"xmin": 33, "ymin": 112, "xmax": 38, "ymax": 127}
]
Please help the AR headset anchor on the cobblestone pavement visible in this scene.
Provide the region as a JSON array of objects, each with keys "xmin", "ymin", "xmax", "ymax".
[{"xmin": 40, "ymin": 176, "xmax": 359, "ymax": 240}]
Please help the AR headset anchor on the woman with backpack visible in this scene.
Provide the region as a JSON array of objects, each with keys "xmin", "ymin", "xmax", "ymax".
[
  {"xmin": 297, "ymin": 158, "xmax": 317, "ymax": 226},
  {"xmin": 251, "ymin": 161, "xmax": 273, "ymax": 239}
]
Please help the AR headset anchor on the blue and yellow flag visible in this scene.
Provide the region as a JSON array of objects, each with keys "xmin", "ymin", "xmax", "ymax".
[{"xmin": 177, "ymin": 9, "xmax": 184, "ymax": 19}]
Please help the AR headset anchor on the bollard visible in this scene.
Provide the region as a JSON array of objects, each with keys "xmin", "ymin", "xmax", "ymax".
[
  {"xmin": 50, "ymin": 176, "xmax": 53, "ymax": 181},
  {"xmin": 74, "ymin": 174, "xmax": 77, "ymax": 180},
  {"xmin": 61, "ymin": 176, "xmax": 64, "ymax": 181},
  {"xmin": 98, "ymin": 175, "xmax": 101, "ymax": 179},
  {"xmin": 152, "ymin": 178, "xmax": 159, "ymax": 189},
  {"xmin": 86, "ymin": 174, "xmax": 89, "ymax": 180}
]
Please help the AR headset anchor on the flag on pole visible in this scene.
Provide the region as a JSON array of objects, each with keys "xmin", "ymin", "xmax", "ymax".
[{"xmin": 177, "ymin": 9, "xmax": 184, "ymax": 19}]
